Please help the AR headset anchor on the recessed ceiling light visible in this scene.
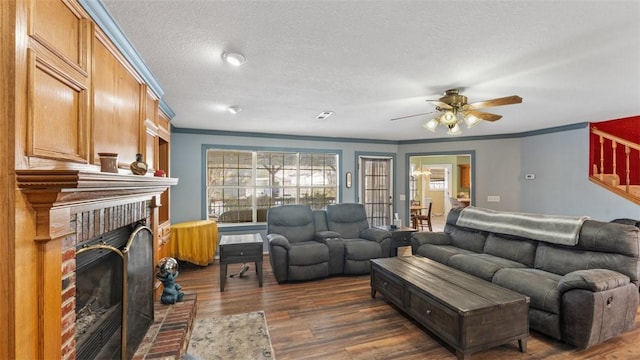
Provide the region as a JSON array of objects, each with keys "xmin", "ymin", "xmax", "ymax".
[
  {"xmin": 228, "ymin": 105, "xmax": 242, "ymax": 114},
  {"xmin": 222, "ymin": 51, "xmax": 247, "ymax": 66},
  {"xmin": 316, "ymin": 111, "xmax": 334, "ymax": 120}
]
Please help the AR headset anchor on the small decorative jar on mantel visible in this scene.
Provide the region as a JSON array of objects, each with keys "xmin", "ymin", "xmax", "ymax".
[
  {"xmin": 130, "ymin": 153, "xmax": 148, "ymax": 175},
  {"xmin": 98, "ymin": 152, "xmax": 119, "ymax": 173}
]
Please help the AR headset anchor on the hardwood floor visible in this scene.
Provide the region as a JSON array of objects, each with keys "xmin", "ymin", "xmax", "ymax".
[{"xmin": 177, "ymin": 256, "xmax": 640, "ymax": 359}]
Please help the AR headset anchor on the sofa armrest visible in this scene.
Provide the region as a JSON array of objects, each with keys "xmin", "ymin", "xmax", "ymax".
[
  {"xmin": 267, "ymin": 234, "xmax": 291, "ymax": 250},
  {"xmin": 360, "ymin": 227, "xmax": 391, "ymax": 243},
  {"xmin": 315, "ymin": 230, "xmax": 342, "ymax": 242},
  {"xmin": 411, "ymin": 232, "xmax": 451, "ymax": 247},
  {"xmin": 557, "ymin": 269, "xmax": 631, "ymax": 293}
]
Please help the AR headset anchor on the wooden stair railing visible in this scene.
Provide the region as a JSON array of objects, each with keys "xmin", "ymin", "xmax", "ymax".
[{"xmin": 590, "ymin": 127, "xmax": 640, "ymax": 205}]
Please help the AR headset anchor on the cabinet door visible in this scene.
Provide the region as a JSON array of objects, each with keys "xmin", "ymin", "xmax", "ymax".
[{"xmin": 459, "ymin": 164, "xmax": 470, "ymax": 188}]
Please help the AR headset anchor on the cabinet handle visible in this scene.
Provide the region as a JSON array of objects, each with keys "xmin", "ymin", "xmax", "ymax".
[
  {"xmin": 425, "ymin": 309, "xmax": 432, "ymax": 315},
  {"xmin": 240, "ymin": 252, "xmax": 244, "ymax": 255},
  {"xmin": 383, "ymin": 281, "xmax": 388, "ymax": 287}
]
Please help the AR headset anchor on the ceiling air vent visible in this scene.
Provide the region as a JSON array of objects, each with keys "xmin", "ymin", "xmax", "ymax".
[{"xmin": 315, "ymin": 111, "xmax": 334, "ymax": 120}]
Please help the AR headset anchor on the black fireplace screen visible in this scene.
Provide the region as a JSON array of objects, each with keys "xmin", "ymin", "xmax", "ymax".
[{"xmin": 75, "ymin": 224, "xmax": 154, "ymax": 360}]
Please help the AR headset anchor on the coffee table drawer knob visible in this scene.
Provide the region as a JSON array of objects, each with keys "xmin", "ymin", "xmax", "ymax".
[
  {"xmin": 425, "ymin": 309, "xmax": 432, "ymax": 315},
  {"xmin": 240, "ymin": 251, "xmax": 244, "ymax": 255}
]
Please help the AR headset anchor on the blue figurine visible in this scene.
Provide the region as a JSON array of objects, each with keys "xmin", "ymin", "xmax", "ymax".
[{"xmin": 156, "ymin": 257, "xmax": 185, "ymax": 304}]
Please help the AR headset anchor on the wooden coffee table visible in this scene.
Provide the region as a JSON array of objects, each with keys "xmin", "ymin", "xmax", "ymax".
[
  {"xmin": 371, "ymin": 256, "xmax": 529, "ymax": 360},
  {"xmin": 219, "ymin": 233, "xmax": 264, "ymax": 292}
]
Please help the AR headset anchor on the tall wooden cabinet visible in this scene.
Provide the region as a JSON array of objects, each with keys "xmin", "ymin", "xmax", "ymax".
[{"xmin": 2, "ymin": 1, "xmax": 175, "ymax": 358}]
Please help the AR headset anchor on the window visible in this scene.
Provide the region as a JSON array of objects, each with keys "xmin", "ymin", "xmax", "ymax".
[
  {"xmin": 428, "ymin": 168, "xmax": 445, "ymax": 190},
  {"xmin": 206, "ymin": 149, "xmax": 338, "ymax": 224}
]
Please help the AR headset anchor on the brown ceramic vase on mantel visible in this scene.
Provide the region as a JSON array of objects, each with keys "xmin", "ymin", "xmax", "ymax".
[
  {"xmin": 130, "ymin": 153, "xmax": 148, "ymax": 175},
  {"xmin": 98, "ymin": 152, "xmax": 119, "ymax": 173}
]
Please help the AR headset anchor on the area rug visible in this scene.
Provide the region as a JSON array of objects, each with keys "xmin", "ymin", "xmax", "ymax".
[{"xmin": 185, "ymin": 311, "xmax": 275, "ymax": 360}]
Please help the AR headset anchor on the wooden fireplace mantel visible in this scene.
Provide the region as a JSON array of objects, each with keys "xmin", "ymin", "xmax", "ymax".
[
  {"xmin": 16, "ymin": 169, "xmax": 179, "ymax": 241},
  {"xmin": 17, "ymin": 169, "xmax": 178, "ymax": 193}
]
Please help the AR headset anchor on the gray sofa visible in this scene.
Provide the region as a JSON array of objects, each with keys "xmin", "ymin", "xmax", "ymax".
[
  {"xmin": 411, "ymin": 207, "xmax": 639, "ymax": 349},
  {"xmin": 267, "ymin": 203, "xmax": 391, "ymax": 283}
]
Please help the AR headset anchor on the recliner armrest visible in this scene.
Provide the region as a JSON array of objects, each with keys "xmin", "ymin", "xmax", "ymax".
[
  {"xmin": 360, "ymin": 227, "xmax": 391, "ymax": 243},
  {"xmin": 557, "ymin": 269, "xmax": 631, "ymax": 293},
  {"xmin": 315, "ymin": 230, "xmax": 342, "ymax": 241},
  {"xmin": 267, "ymin": 234, "xmax": 291, "ymax": 249}
]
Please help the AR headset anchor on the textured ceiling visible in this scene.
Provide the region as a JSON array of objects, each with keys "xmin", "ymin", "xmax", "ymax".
[{"xmin": 101, "ymin": 0, "xmax": 640, "ymax": 141}]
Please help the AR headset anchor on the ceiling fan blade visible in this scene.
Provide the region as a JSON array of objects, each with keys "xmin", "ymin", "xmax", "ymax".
[
  {"xmin": 425, "ymin": 100, "xmax": 453, "ymax": 110},
  {"xmin": 464, "ymin": 95, "xmax": 522, "ymax": 110},
  {"xmin": 464, "ymin": 110, "xmax": 503, "ymax": 122},
  {"xmin": 390, "ymin": 111, "xmax": 436, "ymax": 121}
]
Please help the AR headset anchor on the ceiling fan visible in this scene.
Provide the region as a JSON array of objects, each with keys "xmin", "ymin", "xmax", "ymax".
[{"xmin": 391, "ymin": 89, "xmax": 523, "ymax": 135}]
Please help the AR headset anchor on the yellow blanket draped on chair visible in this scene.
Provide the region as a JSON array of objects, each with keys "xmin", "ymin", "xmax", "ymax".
[{"xmin": 169, "ymin": 220, "xmax": 219, "ymax": 266}]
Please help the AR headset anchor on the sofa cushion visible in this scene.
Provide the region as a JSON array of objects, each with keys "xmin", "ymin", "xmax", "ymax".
[
  {"xmin": 483, "ymin": 233, "xmax": 537, "ymax": 267},
  {"xmin": 344, "ymin": 239, "xmax": 381, "ymax": 260},
  {"xmin": 343, "ymin": 238, "xmax": 381, "ymax": 274},
  {"xmin": 535, "ymin": 243, "xmax": 639, "ymax": 280},
  {"xmin": 416, "ymin": 244, "xmax": 475, "ymax": 264},
  {"xmin": 288, "ymin": 242, "xmax": 330, "ymax": 266},
  {"xmin": 447, "ymin": 227, "xmax": 487, "ymax": 252},
  {"xmin": 493, "ymin": 268, "xmax": 563, "ymax": 314},
  {"xmin": 267, "ymin": 205, "xmax": 315, "ymax": 243},
  {"xmin": 326, "ymin": 203, "xmax": 370, "ymax": 239},
  {"xmin": 447, "ymin": 254, "xmax": 501, "ymax": 282},
  {"xmin": 448, "ymin": 253, "xmax": 528, "ymax": 282}
]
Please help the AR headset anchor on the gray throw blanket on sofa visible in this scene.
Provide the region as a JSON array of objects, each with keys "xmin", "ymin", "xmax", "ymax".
[{"xmin": 456, "ymin": 207, "xmax": 589, "ymax": 246}]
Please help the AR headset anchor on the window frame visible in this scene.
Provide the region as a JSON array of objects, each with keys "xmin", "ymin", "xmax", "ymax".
[{"xmin": 202, "ymin": 144, "xmax": 342, "ymax": 226}]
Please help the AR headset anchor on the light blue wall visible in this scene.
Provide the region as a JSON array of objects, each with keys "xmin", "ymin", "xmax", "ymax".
[
  {"xmin": 170, "ymin": 125, "xmax": 639, "ymax": 234},
  {"xmin": 398, "ymin": 137, "xmax": 522, "ymax": 223},
  {"xmin": 170, "ymin": 131, "xmax": 397, "ymax": 226},
  {"xmin": 520, "ymin": 127, "xmax": 640, "ymax": 221}
]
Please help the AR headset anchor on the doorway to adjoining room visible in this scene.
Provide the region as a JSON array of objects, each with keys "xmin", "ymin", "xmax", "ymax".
[{"xmin": 409, "ymin": 154, "xmax": 473, "ymax": 231}]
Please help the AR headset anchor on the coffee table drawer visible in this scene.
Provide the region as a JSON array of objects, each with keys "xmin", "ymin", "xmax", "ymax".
[
  {"xmin": 406, "ymin": 284, "xmax": 459, "ymax": 346},
  {"xmin": 372, "ymin": 269, "xmax": 404, "ymax": 305}
]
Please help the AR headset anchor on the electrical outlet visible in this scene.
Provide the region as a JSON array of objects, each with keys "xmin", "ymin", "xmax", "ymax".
[{"xmin": 487, "ymin": 195, "xmax": 500, "ymax": 202}]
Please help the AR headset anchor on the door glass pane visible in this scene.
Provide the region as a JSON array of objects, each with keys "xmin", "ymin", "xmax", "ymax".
[{"xmin": 360, "ymin": 157, "xmax": 392, "ymax": 227}]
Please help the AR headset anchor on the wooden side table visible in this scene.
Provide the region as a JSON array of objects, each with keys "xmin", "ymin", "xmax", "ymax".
[
  {"xmin": 376, "ymin": 225, "xmax": 418, "ymax": 257},
  {"xmin": 218, "ymin": 233, "xmax": 264, "ymax": 292}
]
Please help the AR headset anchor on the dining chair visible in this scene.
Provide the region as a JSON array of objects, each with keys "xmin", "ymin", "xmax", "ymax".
[{"xmin": 414, "ymin": 202, "xmax": 433, "ymax": 231}]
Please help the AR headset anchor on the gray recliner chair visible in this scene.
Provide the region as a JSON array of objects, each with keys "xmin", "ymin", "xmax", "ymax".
[
  {"xmin": 267, "ymin": 205, "xmax": 330, "ymax": 283},
  {"xmin": 325, "ymin": 203, "xmax": 391, "ymax": 274}
]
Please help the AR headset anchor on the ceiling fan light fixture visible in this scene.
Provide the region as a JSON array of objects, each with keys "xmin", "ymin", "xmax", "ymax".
[
  {"xmin": 222, "ymin": 51, "xmax": 247, "ymax": 66},
  {"xmin": 423, "ymin": 118, "xmax": 439, "ymax": 132},
  {"xmin": 440, "ymin": 110, "xmax": 458, "ymax": 125},
  {"xmin": 447, "ymin": 123, "xmax": 462, "ymax": 135},
  {"xmin": 464, "ymin": 114, "xmax": 481, "ymax": 128}
]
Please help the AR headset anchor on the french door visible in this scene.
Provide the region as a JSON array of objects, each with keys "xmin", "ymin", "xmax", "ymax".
[{"xmin": 358, "ymin": 156, "xmax": 393, "ymax": 227}]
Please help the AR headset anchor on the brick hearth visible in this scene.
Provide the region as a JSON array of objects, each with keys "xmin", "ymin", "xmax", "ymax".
[{"xmin": 133, "ymin": 292, "xmax": 198, "ymax": 359}]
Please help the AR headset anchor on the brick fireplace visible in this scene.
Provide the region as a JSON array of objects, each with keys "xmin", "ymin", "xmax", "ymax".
[{"xmin": 16, "ymin": 170, "xmax": 177, "ymax": 359}]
